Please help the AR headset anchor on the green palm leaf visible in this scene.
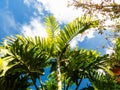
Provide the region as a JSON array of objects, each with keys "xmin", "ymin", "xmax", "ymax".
[
  {"xmin": 45, "ymin": 15, "xmax": 60, "ymax": 42},
  {"xmin": 56, "ymin": 16, "xmax": 99, "ymax": 52},
  {"xmin": 0, "ymin": 35, "xmax": 50, "ymax": 89}
]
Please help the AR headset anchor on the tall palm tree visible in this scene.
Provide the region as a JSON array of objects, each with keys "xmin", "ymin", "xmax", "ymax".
[
  {"xmin": 44, "ymin": 15, "xmax": 115, "ymax": 90},
  {"xmin": 44, "ymin": 15, "xmax": 99, "ymax": 90},
  {"xmin": 0, "ymin": 15, "xmax": 106, "ymax": 90}
]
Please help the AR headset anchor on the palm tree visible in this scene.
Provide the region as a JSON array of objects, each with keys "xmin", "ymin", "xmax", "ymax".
[
  {"xmin": 44, "ymin": 15, "xmax": 115, "ymax": 90},
  {"xmin": 0, "ymin": 35, "xmax": 51, "ymax": 90},
  {"xmin": 44, "ymin": 15, "xmax": 100, "ymax": 90},
  {"xmin": 0, "ymin": 15, "xmax": 110, "ymax": 90}
]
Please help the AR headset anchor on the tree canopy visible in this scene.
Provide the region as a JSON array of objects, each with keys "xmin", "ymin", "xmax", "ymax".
[{"xmin": 0, "ymin": 0, "xmax": 120, "ymax": 90}]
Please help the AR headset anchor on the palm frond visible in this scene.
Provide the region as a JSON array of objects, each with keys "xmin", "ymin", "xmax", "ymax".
[
  {"xmin": 0, "ymin": 35, "xmax": 50, "ymax": 76},
  {"xmin": 45, "ymin": 15, "xmax": 60, "ymax": 42},
  {"xmin": 88, "ymin": 71, "xmax": 120, "ymax": 90},
  {"xmin": 61, "ymin": 48, "xmax": 112, "ymax": 87},
  {"xmin": 56, "ymin": 16, "xmax": 99, "ymax": 52}
]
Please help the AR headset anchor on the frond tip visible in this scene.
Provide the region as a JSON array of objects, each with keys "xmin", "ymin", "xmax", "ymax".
[{"xmin": 45, "ymin": 15, "xmax": 60, "ymax": 41}]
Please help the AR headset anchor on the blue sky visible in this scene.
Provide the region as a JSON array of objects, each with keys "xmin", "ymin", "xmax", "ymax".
[
  {"xmin": 0, "ymin": 0, "xmax": 114, "ymax": 54},
  {"xmin": 0, "ymin": 0, "xmax": 116, "ymax": 89}
]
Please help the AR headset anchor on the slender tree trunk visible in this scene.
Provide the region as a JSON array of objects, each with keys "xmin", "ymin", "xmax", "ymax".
[
  {"xmin": 31, "ymin": 76, "xmax": 39, "ymax": 90},
  {"xmin": 38, "ymin": 76, "xmax": 45, "ymax": 90},
  {"xmin": 57, "ymin": 59, "xmax": 62, "ymax": 90}
]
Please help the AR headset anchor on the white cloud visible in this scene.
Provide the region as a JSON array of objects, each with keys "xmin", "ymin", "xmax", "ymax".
[
  {"xmin": 39, "ymin": 0, "xmax": 83, "ymax": 23},
  {"xmin": 105, "ymin": 47, "xmax": 115, "ymax": 55},
  {"xmin": 23, "ymin": 0, "xmax": 32, "ymax": 6},
  {"xmin": 21, "ymin": 18, "xmax": 47, "ymax": 37},
  {"xmin": 70, "ymin": 39, "xmax": 78, "ymax": 49},
  {"xmin": 24, "ymin": 0, "xmax": 83, "ymax": 23},
  {"xmin": 85, "ymin": 29, "xmax": 95, "ymax": 38},
  {"xmin": 70, "ymin": 29, "xmax": 95, "ymax": 49},
  {"xmin": 70, "ymin": 34, "xmax": 86, "ymax": 49}
]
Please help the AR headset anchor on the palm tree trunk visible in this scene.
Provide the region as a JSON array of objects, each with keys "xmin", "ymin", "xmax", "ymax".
[
  {"xmin": 31, "ymin": 76, "xmax": 39, "ymax": 90},
  {"xmin": 38, "ymin": 76, "xmax": 45, "ymax": 90},
  {"xmin": 57, "ymin": 59, "xmax": 62, "ymax": 90}
]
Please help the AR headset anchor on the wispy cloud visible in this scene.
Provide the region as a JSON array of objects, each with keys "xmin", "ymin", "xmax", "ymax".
[
  {"xmin": 0, "ymin": 10, "xmax": 19, "ymax": 37},
  {"xmin": 21, "ymin": 17, "xmax": 47, "ymax": 37},
  {"xmin": 38, "ymin": 0, "xmax": 83, "ymax": 23},
  {"xmin": 24, "ymin": 0, "xmax": 83, "ymax": 23},
  {"xmin": 23, "ymin": 0, "xmax": 45, "ymax": 17},
  {"xmin": 23, "ymin": 0, "xmax": 32, "ymax": 7},
  {"xmin": 70, "ymin": 29, "xmax": 95, "ymax": 49}
]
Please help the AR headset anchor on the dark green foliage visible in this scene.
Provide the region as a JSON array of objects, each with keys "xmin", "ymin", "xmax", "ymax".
[
  {"xmin": 81, "ymin": 86, "xmax": 94, "ymax": 90},
  {"xmin": 0, "ymin": 73, "xmax": 31, "ymax": 90},
  {"xmin": 60, "ymin": 48, "xmax": 112, "ymax": 89},
  {"xmin": 88, "ymin": 71, "xmax": 120, "ymax": 90},
  {"xmin": 0, "ymin": 35, "xmax": 50, "ymax": 89}
]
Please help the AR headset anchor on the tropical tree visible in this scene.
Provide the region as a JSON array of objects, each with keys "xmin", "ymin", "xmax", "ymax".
[
  {"xmin": 0, "ymin": 35, "xmax": 51, "ymax": 90},
  {"xmin": 43, "ymin": 15, "xmax": 114, "ymax": 90},
  {"xmin": 44, "ymin": 15, "xmax": 100, "ymax": 90},
  {"xmin": 0, "ymin": 15, "xmax": 114, "ymax": 90}
]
